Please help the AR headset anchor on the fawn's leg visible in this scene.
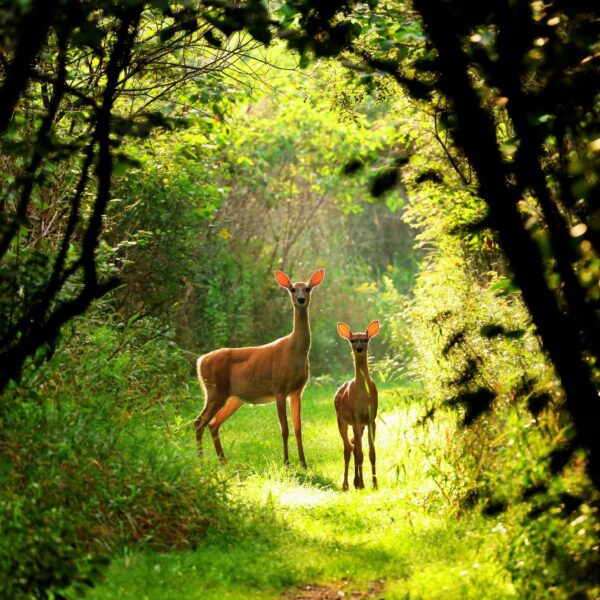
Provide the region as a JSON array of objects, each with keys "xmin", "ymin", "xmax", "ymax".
[
  {"xmin": 368, "ymin": 419, "xmax": 377, "ymax": 489},
  {"xmin": 352, "ymin": 424, "xmax": 365, "ymax": 489},
  {"xmin": 208, "ymin": 396, "xmax": 244, "ymax": 463},
  {"xmin": 276, "ymin": 394, "xmax": 290, "ymax": 466},
  {"xmin": 337, "ymin": 416, "xmax": 352, "ymax": 491},
  {"xmin": 290, "ymin": 391, "xmax": 307, "ymax": 468}
]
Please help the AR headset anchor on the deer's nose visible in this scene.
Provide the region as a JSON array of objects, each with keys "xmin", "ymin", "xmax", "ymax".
[{"xmin": 297, "ymin": 297, "xmax": 305, "ymax": 304}]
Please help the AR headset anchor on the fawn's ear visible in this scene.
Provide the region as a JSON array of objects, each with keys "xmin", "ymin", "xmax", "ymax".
[
  {"xmin": 366, "ymin": 320, "xmax": 380, "ymax": 338},
  {"xmin": 274, "ymin": 271, "xmax": 293, "ymax": 289},
  {"xmin": 308, "ymin": 269, "xmax": 325, "ymax": 287},
  {"xmin": 337, "ymin": 322, "xmax": 353, "ymax": 339}
]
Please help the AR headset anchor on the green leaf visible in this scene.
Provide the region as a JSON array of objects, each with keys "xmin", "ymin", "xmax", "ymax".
[
  {"xmin": 299, "ymin": 53, "xmax": 310, "ymax": 69},
  {"xmin": 490, "ymin": 278, "xmax": 519, "ymax": 296}
]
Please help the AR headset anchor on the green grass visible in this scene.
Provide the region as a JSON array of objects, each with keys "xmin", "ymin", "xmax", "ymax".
[{"xmin": 86, "ymin": 383, "xmax": 517, "ymax": 599}]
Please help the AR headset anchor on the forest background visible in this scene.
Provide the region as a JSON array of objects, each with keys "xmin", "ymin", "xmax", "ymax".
[{"xmin": 0, "ymin": 1, "xmax": 598, "ymax": 598}]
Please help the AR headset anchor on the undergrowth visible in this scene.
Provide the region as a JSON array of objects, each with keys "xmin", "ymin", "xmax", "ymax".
[
  {"xmin": 1, "ymin": 312, "xmax": 598, "ymax": 599},
  {"xmin": 0, "ymin": 316, "xmax": 238, "ymax": 598}
]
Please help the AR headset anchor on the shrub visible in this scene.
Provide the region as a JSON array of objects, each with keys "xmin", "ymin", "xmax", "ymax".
[{"xmin": 0, "ymin": 314, "xmax": 236, "ymax": 597}]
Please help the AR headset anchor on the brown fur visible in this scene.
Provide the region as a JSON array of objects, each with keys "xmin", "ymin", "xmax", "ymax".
[
  {"xmin": 194, "ymin": 269, "xmax": 325, "ymax": 466},
  {"xmin": 334, "ymin": 320, "xmax": 380, "ymax": 491}
]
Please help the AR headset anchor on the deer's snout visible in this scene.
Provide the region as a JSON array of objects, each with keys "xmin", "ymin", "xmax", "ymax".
[
  {"xmin": 352, "ymin": 341, "xmax": 367, "ymax": 353},
  {"xmin": 297, "ymin": 296, "xmax": 306, "ymax": 304}
]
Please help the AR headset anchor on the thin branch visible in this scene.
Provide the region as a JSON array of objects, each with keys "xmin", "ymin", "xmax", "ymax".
[
  {"xmin": 433, "ymin": 98, "xmax": 471, "ymax": 186},
  {"xmin": 0, "ymin": 34, "xmax": 69, "ymax": 260}
]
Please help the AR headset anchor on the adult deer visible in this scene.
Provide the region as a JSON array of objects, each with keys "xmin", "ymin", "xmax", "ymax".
[
  {"xmin": 334, "ymin": 320, "xmax": 380, "ymax": 491},
  {"xmin": 194, "ymin": 269, "xmax": 325, "ymax": 467}
]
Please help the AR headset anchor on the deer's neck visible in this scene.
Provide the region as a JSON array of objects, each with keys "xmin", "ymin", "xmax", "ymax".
[
  {"xmin": 354, "ymin": 353, "xmax": 371, "ymax": 386},
  {"xmin": 291, "ymin": 306, "xmax": 311, "ymax": 354}
]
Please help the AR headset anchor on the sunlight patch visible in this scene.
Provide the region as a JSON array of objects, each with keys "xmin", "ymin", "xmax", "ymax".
[{"xmin": 264, "ymin": 483, "xmax": 334, "ymax": 508}]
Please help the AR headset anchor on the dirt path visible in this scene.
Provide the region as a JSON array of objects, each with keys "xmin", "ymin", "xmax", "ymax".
[{"xmin": 282, "ymin": 579, "xmax": 386, "ymax": 599}]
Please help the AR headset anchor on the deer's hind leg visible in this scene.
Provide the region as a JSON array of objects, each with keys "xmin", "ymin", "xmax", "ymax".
[
  {"xmin": 194, "ymin": 387, "xmax": 227, "ymax": 458},
  {"xmin": 209, "ymin": 396, "xmax": 244, "ymax": 462}
]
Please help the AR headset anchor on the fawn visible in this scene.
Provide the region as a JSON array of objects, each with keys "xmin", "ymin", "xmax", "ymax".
[
  {"xmin": 194, "ymin": 269, "xmax": 325, "ymax": 466},
  {"xmin": 334, "ymin": 320, "xmax": 380, "ymax": 491}
]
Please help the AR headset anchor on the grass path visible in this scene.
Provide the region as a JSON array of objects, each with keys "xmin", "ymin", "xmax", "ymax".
[{"xmin": 87, "ymin": 384, "xmax": 516, "ymax": 599}]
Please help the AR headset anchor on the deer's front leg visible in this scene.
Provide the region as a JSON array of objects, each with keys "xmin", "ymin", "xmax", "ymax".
[
  {"xmin": 337, "ymin": 416, "xmax": 352, "ymax": 491},
  {"xmin": 352, "ymin": 424, "xmax": 365, "ymax": 489},
  {"xmin": 368, "ymin": 420, "xmax": 377, "ymax": 490},
  {"xmin": 290, "ymin": 391, "xmax": 307, "ymax": 468},
  {"xmin": 276, "ymin": 394, "xmax": 290, "ymax": 466}
]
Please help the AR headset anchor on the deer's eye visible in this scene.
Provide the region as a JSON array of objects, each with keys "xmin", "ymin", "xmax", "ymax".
[
  {"xmin": 291, "ymin": 288, "xmax": 296, "ymax": 293},
  {"xmin": 306, "ymin": 287, "xmax": 311, "ymax": 292}
]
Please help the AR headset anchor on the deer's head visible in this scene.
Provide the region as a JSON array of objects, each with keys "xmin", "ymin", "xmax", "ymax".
[
  {"xmin": 274, "ymin": 269, "xmax": 325, "ymax": 308},
  {"xmin": 337, "ymin": 320, "xmax": 380, "ymax": 355}
]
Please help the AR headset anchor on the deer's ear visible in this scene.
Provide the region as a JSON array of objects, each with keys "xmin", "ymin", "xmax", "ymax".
[
  {"xmin": 274, "ymin": 271, "xmax": 293, "ymax": 289},
  {"xmin": 337, "ymin": 322, "xmax": 353, "ymax": 339},
  {"xmin": 308, "ymin": 269, "xmax": 325, "ymax": 287},
  {"xmin": 366, "ymin": 320, "xmax": 380, "ymax": 338}
]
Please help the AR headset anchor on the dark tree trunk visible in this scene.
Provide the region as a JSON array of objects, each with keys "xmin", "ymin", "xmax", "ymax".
[{"xmin": 413, "ymin": 0, "xmax": 600, "ymax": 487}]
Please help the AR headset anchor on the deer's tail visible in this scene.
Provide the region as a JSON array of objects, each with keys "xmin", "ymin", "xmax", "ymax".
[{"xmin": 196, "ymin": 355, "xmax": 208, "ymax": 400}]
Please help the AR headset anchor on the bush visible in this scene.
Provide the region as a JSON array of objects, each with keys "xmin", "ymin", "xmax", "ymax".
[
  {"xmin": 503, "ymin": 483, "xmax": 600, "ymax": 599},
  {"xmin": 389, "ymin": 178, "xmax": 600, "ymax": 597},
  {"xmin": 0, "ymin": 313, "xmax": 236, "ymax": 597},
  {"xmin": 0, "ymin": 494, "xmax": 109, "ymax": 599}
]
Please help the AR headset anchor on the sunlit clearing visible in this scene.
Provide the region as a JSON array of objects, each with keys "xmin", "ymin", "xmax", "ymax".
[{"xmin": 265, "ymin": 483, "xmax": 335, "ymax": 508}]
